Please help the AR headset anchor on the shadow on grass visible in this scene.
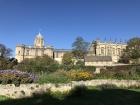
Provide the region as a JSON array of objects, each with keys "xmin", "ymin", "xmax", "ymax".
[{"xmin": 0, "ymin": 89, "xmax": 140, "ymax": 105}]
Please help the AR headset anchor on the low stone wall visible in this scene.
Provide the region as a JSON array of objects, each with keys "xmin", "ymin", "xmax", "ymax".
[{"xmin": 0, "ymin": 80, "xmax": 140, "ymax": 98}]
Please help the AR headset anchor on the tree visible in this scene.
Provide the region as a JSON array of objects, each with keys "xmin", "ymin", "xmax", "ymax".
[
  {"xmin": 62, "ymin": 52, "xmax": 74, "ymax": 70},
  {"xmin": 126, "ymin": 37, "xmax": 140, "ymax": 59},
  {"xmin": 119, "ymin": 37, "xmax": 140, "ymax": 63},
  {"xmin": 7, "ymin": 58, "xmax": 18, "ymax": 69},
  {"xmin": 72, "ymin": 37, "xmax": 89, "ymax": 59},
  {"xmin": 127, "ymin": 37, "xmax": 140, "ymax": 49},
  {"xmin": 0, "ymin": 44, "xmax": 12, "ymax": 58},
  {"xmin": 0, "ymin": 43, "xmax": 14, "ymax": 69},
  {"xmin": 92, "ymin": 40, "xmax": 98, "ymax": 55},
  {"xmin": 62, "ymin": 52, "xmax": 74, "ymax": 66}
]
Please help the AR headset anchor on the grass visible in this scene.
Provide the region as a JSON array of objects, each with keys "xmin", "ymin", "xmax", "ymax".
[
  {"xmin": 35, "ymin": 68, "xmax": 140, "ymax": 84},
  {"xmin": 36, "ymin": 71, "xmax": 70, "ymax": 84},
  {"xmin": 0, "ymin": 88, "xmax": 140, "ymax": 105},
  {"xmin": 0, "ymin": 96, "xmax": 9, "ymax": 101}
]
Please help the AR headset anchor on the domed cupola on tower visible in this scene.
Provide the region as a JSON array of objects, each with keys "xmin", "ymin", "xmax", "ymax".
[{"xmin": 34, "ymin": 32, "xmax": 44, "ymax": 48}]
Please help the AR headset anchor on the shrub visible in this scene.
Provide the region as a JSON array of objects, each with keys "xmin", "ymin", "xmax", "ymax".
[
  {"xmin": 15, "ymin": 55, "xmax": 59, "ymax": 73},
  {"xmin": 0, "ymin": 70, "xmax": 35, "ymax": 86},
  {"xmin": 0, "ymin": 58, "xmax": 17, "ymax": 70},
  {"xmin": 95, "ymin": 65, "xmax": 140, "ymax": 80},
  {"xmin": 36, "ymin": 70, "xmax": 70, "ymax": 84},
  {"xmin": 0, "ymin": 96, "xmax": 9, "ymax": 101},
  {"xmin": 67, "ymin": 70, "xmax": 94, "ymax": 81},
  {"xmin": 75, "ymin": 60, "xmax": 85, "ymax": 67},
  {"xmin": 62, "ymin": 52, "xmax": 74, "ymax": 66}
]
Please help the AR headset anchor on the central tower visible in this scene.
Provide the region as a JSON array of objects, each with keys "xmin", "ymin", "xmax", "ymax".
[{"xmin": 34, "ymin": 32, "xmax": 44, "ymax": 48}]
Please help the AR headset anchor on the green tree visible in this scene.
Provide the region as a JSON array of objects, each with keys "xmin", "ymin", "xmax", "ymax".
[
  {"xmin": 127, "ymin": 37, "xmax": 140, "ymax": 59},
  {"xmin": 119, "ymin": 37, "xmax": 140, "ymax": 63},
  {"xmin": 0, "ymin": 43, "xmax": 14, "ymax": 69},
  {"xmin": 62, "ymin": 52, "xmax": 74, "ymax": 70},
  {"xmin": 92, "ymin": 40, "xmax": 98, "ymax": 55},
  {"xmin": 72, "ymin": 37, "xmax": 89, "ymax": 59},
  {"xmin": 62, "ymin": 52, "xmax": 74, "ymax": 66},
  {"xmin": 0, "ymin": 44, "xmax": 12, "ymax": 58}
]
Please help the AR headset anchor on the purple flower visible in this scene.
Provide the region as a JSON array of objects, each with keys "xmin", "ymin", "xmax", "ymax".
[{"xmin": 0, "ymin": 70, "xmax": 36, "ymax": 84}]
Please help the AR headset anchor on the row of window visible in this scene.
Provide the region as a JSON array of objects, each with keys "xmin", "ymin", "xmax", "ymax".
[
  {"xmin": 100, "ymin": 48, "xmax": 122, "ymax": 55},
  {"xmin": 18, "ymin": 50, "xmax": 63, "ymax": 58},
  {"xmin": 18, "ymin": 50, "xmax": 30, "ymax": 56}
]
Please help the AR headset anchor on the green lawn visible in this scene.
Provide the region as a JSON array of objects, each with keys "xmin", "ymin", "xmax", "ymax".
[
  {"xmin": 0, "ymin": 96, "xmax": 9, "ymax": 101},
  {"xmin": 0, "ymin": 88, "xmax": 140, "ymax": 105}
]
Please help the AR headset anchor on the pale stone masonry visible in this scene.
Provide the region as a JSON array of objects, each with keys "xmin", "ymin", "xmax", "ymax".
[
  {"xmin": 16, "ymin": 33, "xmax": 127, "ymax": 66},
  {"xmin": 85, "ymin": 39, "xmax": 127, "ymax": 66},
  {"xmin": 0, "ymin": 80, "xmax": 140, "ymax": 98},
  {"xmin": 15, "ymin": 33, "xmax": 70, "ymax": 63}
]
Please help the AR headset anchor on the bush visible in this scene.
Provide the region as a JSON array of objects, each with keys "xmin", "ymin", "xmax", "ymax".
[
  {"xmin": 0, "ymin": 70, "xmax": 35, "ymax": 86},
  {"xmin": 0, "ymin": 96, "xmax": 9, "ymax": 101},
  {"xmin": 15, "ymin": 55, "xmax": 59, "ymax": 73},
  {"xmin": 95, "ymin": 65, "xmax": 140, "ymax": 80},
  {"xmin": 36, "ymin": 70, "xmax": 70, "ymax": 84},
  {"xmin": 36, "ymin": 69, "xmax": 95, "ymax": 84},
  {"xmin": 0, "ymin": 58, "xmax": 17, "ymax": 70},
  {"xmin": 62, "ymin": 52, "xmax": 74, "ymax": 66},
  {"xmin": 67, "ymin": 70, "xmax": 94, "ymax": 81}
]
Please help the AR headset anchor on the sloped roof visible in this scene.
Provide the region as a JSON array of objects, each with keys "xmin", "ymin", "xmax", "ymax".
[
  {"xmin": 85, "ymin": 56, "xmax": 112, "ymax": 62},
  {"xmin": 54, "ymin": 49, "xmax": 71, "ymax": 52}
]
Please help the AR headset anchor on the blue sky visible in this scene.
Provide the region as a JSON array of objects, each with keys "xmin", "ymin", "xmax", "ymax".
[{"xmin": 0, "ymin": 0, "xmax": 140, "ymax": 56}]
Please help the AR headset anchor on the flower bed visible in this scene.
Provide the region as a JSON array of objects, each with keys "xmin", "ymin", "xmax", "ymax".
[
  {"xmin": 67, "ymin": 70, "xmax": 94, "ymax": 81},
  {"xmin": 0, "ymin": 70, "xmax": 35, "ymax": 86}
]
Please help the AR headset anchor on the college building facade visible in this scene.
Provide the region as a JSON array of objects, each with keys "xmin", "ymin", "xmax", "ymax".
[
  {"xmin": 16, "ymin": 33, "xmax": 127, "ymax": 66},
  {"xmin": 15, "ymin": 33, "xmax": 70, "ymax": 63},
  {"xmin": 85, "ymin": 39, "xmax": 127, "ymax": 66}
]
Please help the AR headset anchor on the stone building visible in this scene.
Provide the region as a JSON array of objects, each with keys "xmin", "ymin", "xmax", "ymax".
[
  {"xmin": 85, "ymin": 39, "xmax": 127, "ymax": 66},
  {"xmin": 15, "ymin": 33, "xmax": 70, "ymax": 63},
  {"xmin": 54, "ymin": 49, "xmax": 71, "ymax": 63},
  {"xmin": 16, "ymin": 33, "xmax": 127, "ymax": 66},
  {"xmin": 85, "ymin": 56, "xmax": 113, "ymax": 66}
]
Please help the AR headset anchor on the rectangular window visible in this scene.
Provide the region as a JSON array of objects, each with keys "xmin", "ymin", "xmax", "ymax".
[
  {"xmin": 113, "ymin": 48, "xmax": 115, "ymax": 55},
  {"xmin": 101, "ymin": 47, "xmax": 104, "ymax": 55},
  {"xmin": 55, "ymin": 52, "xmax": 58, "ymax": 58},
  {"xmin": 117, "ymin": 48, "xmax": 121, "ymax": 55},
  {"xmin": 26, "ymin": 50, "xmax": 29, "ymax": 56}
]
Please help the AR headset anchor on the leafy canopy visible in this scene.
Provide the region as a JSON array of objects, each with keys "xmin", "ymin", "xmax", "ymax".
[
  {"xmin": 72, "ymin": 37, "xmax": 89, "ymax": 59},
  {"xmin": 0, "ymin": 43, "xmax": 12, "ymax": 58},
  {"xmin": 127, "ymin": 37, "xmax": 140, "ymax": 59},
  {"xmin": 119, "ymin": 37, "xmax": 140, "ymax": 63}
]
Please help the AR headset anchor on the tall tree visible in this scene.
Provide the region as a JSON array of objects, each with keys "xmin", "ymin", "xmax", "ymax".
[
  {"xmin": 0, "ymin": 43, "xmax": 14, "ymax": 69},
  {"xmin": 119, "ymin": 37, "xmax": 140, "ymax": 63},
  {"xmin": 0, "ymin": 44, "xmax": 12, "ymax": 58},
  {"xmin": 92, "ymin": 40, "xmax": 97, "ymax": 55},
  {"xmin": 72, "ymin": 37, "xmax": 89, "ymax": 59},
  {"xmin": 127, "ymin": 37, "xmax": 140, "ymax": 59}
]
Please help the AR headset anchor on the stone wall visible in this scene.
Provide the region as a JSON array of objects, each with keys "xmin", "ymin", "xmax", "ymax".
[{"xmin": 0, "ymin": 80, "xmax": 140, "ymax": 99}]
